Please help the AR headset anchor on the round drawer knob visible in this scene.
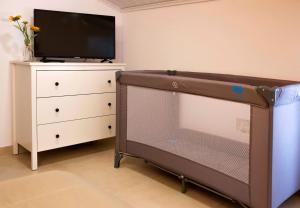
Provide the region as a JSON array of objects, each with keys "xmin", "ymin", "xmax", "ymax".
[
  {"xmin": 55, "ymin": 82, "xmax": 59, "ymax": 86},
  {"xmin": 55, "ymin": 108, "xmax": 60, "ymax": 112},
  {"xmin": 55, "ymin": 134, "xmax": 60, "ymax": 139},
  {"xmin": 108, "ymin": 103, "xmax": 112, "ymax": 107},
  {"xmin": 108, "ymin": 125, "xmax": 112, "ymax": 129},
  {"xmin": 107, "ymin": 80, "xmax": 111, "ymax": 84}
]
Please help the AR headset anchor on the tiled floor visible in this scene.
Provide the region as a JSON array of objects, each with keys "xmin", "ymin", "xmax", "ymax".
[{"xmin": 0, "ymin": 139, "xmax": 299, "ymax": 208}]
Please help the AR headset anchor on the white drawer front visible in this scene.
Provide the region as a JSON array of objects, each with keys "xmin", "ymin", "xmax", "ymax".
[
  {"xmin": 37, "ymin": 93, "xmax": 116, "ymax": 124},
  {"xmin": 37, "ymin": 70, "xmax": 116, "ymax": 97},
  {"xmin": 37, "ymin": 115, "xmax": 116, "ymax": 152}
]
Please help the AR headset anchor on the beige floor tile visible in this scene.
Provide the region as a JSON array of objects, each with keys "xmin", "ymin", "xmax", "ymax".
[
  {"xmin": 0, "ymin": 171, "xmax": 131, "ymax": 208},
  {"xmin": 0, "ymin": 138, "xmax": 299, "ymax": 208}
]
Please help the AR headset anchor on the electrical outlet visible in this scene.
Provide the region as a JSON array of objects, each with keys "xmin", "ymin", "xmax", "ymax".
[{"xmin": 236, "ymin": 118, "xmax": 250, "ymax": 134}]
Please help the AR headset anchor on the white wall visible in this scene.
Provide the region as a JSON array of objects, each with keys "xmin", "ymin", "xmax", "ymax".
[
  {"xmin": 122, "ymin": 0, "xmax": 300, "ymax": 143},
  {"xmin": 178, "ymin": 94, "xmax": 250, "ymax": 143},
  {"xmin": 0, "ymin": 0, "xmax": 122, "ymax": 147},
  {"xmin": 123, "ymin": 0, "xmax": 300, "ymax": 80}
]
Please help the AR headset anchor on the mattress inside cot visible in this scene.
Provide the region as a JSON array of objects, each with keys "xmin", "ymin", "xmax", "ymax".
[{"xmin": 126, "ymin": 86, "xmax": 250, "ymax": 184}]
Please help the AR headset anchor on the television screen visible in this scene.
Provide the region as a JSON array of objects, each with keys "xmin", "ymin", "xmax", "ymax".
[{"xmin": 34, "ymin": 9, "xmax": 115, "ymax": 59}]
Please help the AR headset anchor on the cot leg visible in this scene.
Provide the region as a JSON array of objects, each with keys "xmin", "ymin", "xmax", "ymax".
[
  {"xmin": 114, "ymin": 152, "xmax": 123, "ymax": 168},
  {"xmin": 180, "ymin": 175, "xmax": 187, "ymax": 193}
]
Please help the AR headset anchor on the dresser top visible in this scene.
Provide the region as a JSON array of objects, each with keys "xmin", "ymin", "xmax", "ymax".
[{"xmin": 11, "ymin": 61, "xmax": 126, "ymax": 67}]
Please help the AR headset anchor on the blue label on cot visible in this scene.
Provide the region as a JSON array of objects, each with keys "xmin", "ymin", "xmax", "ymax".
[{"xmin": 232, "ymin": 86, "xmax": 244, "ymax": 94}]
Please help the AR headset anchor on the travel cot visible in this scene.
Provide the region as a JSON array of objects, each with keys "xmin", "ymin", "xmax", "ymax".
[{"xmin": 114, "ymin": 70, "xmax": 300, "ymax": 208}]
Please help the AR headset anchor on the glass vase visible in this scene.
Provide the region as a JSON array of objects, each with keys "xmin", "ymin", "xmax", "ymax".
[{"xmin": 23, "ymin": 45, "xmax": 33, "ymax": 62}]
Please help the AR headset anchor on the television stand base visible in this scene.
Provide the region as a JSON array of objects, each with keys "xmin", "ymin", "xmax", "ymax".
[
  {"xmin": 40, "ymin": 58, "xmax": 65, "ymax": 63},
  {"xmin": 101, "ymin": 59, "xmax": 113, "ymax": 63}
]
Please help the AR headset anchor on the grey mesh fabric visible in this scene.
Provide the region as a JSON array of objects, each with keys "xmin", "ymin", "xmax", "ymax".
[{"xmin": 127, "ymin": 86, "xmax": 250, "ymax": 184}]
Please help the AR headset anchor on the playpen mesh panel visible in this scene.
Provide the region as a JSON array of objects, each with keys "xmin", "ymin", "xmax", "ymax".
[{"xmin": 127, "ymin": 86, "xmax": 250, "ymax": 184}]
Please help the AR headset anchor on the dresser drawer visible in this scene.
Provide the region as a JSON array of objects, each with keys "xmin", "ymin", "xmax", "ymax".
[
  {"xmin": 37, "ymin": 70, "xmax": 116, "ymax": 97},
  {"xmin": 37, "ymin": 115, "xmax": 116, "ymax": 152},
  {"xmin": 37, "ymin": 93, "xmax": 116, "ymax": 124}
]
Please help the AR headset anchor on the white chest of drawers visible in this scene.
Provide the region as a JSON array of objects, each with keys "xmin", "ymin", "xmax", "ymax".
[{"xmin": 11, "ymin": 62, "xmax": 125, "ymax": 170}]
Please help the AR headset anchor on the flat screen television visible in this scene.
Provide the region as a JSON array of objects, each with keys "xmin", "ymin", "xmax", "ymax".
[{"xmin": 34, "ymin": 9, "xmax": 115, "ymax": 60}]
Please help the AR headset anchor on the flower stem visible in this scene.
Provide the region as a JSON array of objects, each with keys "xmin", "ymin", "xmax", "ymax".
[{"xmin": 16, "ymin": 20, "xmax": 31, "ymax": 46}]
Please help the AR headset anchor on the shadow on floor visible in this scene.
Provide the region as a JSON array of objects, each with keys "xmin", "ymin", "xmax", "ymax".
[
  {"xmin": 15, "ymin": 138, "xmax": 115, "ymax": 168},
  {"xmin": 120, "ymin": 156, "xmax": 235, "ymax": 207}
]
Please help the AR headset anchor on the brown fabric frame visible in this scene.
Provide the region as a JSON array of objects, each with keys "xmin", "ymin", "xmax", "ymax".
[
  {"xmin": 127, "ymin": 141, "xmax": 250, "ymax": 205},
  {"xmin": 118, "ymin": 72, "xmax": 268, "ymax": 108},
  {"xmin": 249, "ymin": 107, "xmax": 273, "ymax": 207},
  {"xmin": 127, "ymin": 70, "xmax": 296, "ymax": 87},
  {"xmin": 116, "ymin": 82, "xmax": 127, "ymax": 153}
]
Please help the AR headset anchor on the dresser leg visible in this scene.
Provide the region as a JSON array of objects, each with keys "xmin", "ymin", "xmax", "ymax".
[
  {"xmin": 13, "ymin": 142, "xmax": 19, "ymax": 155},
  {"xmin": 31, "ymin": 151, "xmax": 38, "ymax": 171}
]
